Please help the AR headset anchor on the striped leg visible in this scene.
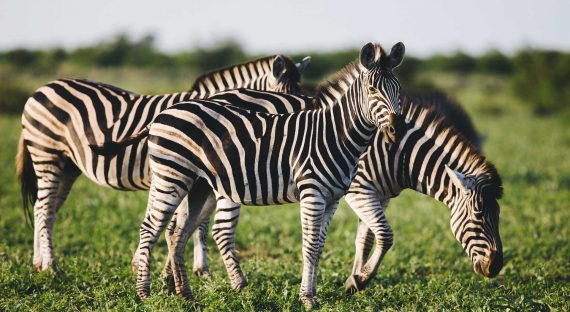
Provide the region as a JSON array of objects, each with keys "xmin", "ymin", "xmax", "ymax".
[
  {"xmin": 344, "ymin": 218, "xmax": 374, "ymax": 294},
  {"xmin": 168, "ymin": 180, "xmax": 214, "ymax": 298},
  {"xmin": 344, "ymin": 191, "xmax": 392, "ymax": 293},
  {"xmin": 310, "ymin": 201, "xmax": 339, "ymax": 296},
  {"xmin": 161, "ymin": 180, "xmax": 216, "ymax": 296},
  {"xmin": 192, "ymin": 219, "xmax": 211, "ymax": 278},
  {"xmin": 135, "ymin": 168, "xmax": 193, "ymax": 300},
  {"xmin": 298, "ymin": 190, "xmax": 332, "ymax": 309},
  {"xmin": 211, "ymin": 198, "xmax": 247, "ymax": 291},
  {"xmin": 158, "ymin": 195, "xmax": 189, "ymax": 293},
  {"xmin": 32, "ymin": 154, "xmax": 78, "ymax": 272}
]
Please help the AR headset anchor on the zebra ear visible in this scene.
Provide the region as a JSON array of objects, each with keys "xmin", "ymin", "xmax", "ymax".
[
  {"xmin": 445, "ymin": 165, "xmax": 474, "ymax": 193},
  {"xmin": 295, "ymin": 56, "xmax": 311, "ymax": 74},
  {"xmin": 272, "ymin": 55, "xmax": 286, "ymax": 78},
  {"xmin": 360, "ymin": 42, "xmax": 381, "ymax": 70},
  {"xmin": 389, "ymin": 42, "xmax": 405, "ymax": 69}
]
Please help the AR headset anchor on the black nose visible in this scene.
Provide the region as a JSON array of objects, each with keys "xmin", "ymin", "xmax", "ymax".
[{"xmin": 487, "ymin": 250, "xmax": 503, "ymax": 277}]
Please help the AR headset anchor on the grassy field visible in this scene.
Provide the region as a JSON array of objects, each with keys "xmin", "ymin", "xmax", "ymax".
[{"xmin": 0, "ymin": 72, "xmax": 569, "ymax": 311}]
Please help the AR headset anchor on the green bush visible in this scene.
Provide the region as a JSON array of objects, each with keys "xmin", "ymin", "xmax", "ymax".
[
  {"xmin": 511, "ymin": 49, "xmax": 570, "ymax": 114},
  {"xmin": 477, "ymin": 49, "xmax": 512, "ymax": 74},
  {"xmin": 0, "ymin": 78, "xmax": 30, "ymax": 115}
]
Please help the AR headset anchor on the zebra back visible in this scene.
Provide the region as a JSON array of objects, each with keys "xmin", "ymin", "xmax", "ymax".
[{"xmin": 190, "ymin": 55, "xmax": 307, "ymax": 98}]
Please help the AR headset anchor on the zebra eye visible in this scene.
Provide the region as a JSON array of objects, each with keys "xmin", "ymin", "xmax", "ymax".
[
  {"xmin": 368, "ymin": 86, "xmax": 379, "ymax": 95},
  {"xmin": 473, "ymin": 210, "xmax": 484, "ymax": 218}
]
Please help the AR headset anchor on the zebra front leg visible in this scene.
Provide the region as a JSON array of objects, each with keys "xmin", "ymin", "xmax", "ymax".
[
  {"xmin": 211, "ymin": 198, "xmax": 247, "ymax": 291},
  {"xmin": 345, "ymin": 192, "xmax": 392, "ymax": 292},
  {"xmin": 135, "ymin": 172, "xmax": 191, "ymax": 300},
  {"xmin": 310, "ymin": 201, "xmax": 339, "ymax": 297},
  {"xmin": 298, "ymin": 191, "xmax": 329, "ymax": 309},
  {"xmin": 344, "ymin": 218, "xmax": 374, "ymax": 294}
]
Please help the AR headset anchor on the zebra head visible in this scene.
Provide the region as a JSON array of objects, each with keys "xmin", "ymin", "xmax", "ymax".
[
  {"xmin": 271, "ymin": 55, "xmax": 311, "ymax": 95},
  {"xmin": 360, "ymin": 42, "xmax": 405, "ymax": 144},
  {"xmin": 444, "ymin": 164, "xmax": 503, "ymax": 278}
]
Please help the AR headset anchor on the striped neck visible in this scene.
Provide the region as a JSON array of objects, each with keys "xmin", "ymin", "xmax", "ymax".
[
  {"xmin": 391, "ymin": 101, "xmax": 490, "ymax": 205},
  {"xmin": 313, "ymin": 63, "xmax": 378, "ymax": 179}
]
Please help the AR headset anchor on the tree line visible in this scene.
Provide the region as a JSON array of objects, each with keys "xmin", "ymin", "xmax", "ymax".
[{"xmin": 0, "ymin": 34, "xmax": 568, "ymax": 115}]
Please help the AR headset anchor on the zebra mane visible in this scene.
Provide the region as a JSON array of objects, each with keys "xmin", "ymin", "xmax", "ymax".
[
  {"xmin": 401, "ymin": 97, "xmax": 503, "ymax": 198},
  {"xmin": 312, "ymin": 61, "xmax": 363, "ymax": 104},
  {"xmin": 190, "ymin": 55, "xmax": 300, "ymax": 91}
]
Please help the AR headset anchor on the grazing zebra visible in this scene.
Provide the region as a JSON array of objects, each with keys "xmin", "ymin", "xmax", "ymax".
[
  {"xmin": 182, "ymin": 91, "xmax": 483, "ymax": 285},
  {"xmin": 128, "ymin": 42, "xmax": 405, "ymax": 308},
  {"xmin": 343, "ymin": 95, "xmax": 502, "ymax": 293},
  {"xmin": 17, "ymin": 54, "xmax": 310, "ymax": 272}
]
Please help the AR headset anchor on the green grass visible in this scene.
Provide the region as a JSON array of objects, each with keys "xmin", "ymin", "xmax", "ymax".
[{"xmin": 1, "ymin": 72, "xmax": 569, "ymax": 311}]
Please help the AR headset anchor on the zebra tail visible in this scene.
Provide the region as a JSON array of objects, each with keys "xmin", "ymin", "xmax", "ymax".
[
  {"xmin": 17, "ymin": 134, "xmax": 36, "ymax": 228},
  {"xmin": 89, "ymin": 127, "xmax": 150, "ymax": 156}
]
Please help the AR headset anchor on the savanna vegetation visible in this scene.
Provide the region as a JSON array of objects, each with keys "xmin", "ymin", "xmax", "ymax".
[{"xmin": 0, "ymin": 35, "xmax": 568, "ymax": 311}]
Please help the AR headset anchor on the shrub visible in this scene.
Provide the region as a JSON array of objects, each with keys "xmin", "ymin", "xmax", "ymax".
[
  {"xmin": 511, "ymin": 49, "xmax": 570, "ymax": 114},
  {"xmin": 0, "ymin": 78, "xmax": 30, "ymax": 115}
]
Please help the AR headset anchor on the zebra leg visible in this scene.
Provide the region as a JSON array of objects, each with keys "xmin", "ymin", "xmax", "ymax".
[
  {"xmin": 310, "ymin": 201, "xmax": 339, "ymax": 296},
  {"xmin": 159, "ymin": 205, "xmax": 182, "ymax": 293},
  {"xmin": 161, "ymin": 190, "xmax": 216, "ymax": 293},
  {"xmin": 344, "ymin": 218, "xmax": 374, "ymax": 294},
  {"xmin": 32, "ymin": 156, "xmax": 78, "ymax": 272},
  {"xmin": 344, "ymin": 192, "xmax": 392, "ymax": 293},
  {"xmin": 192, "ymin": 218, "xmax": 211, "ymax": 279},
  {"xmin": 168, "ymin": 179, "xmax": 215, "ymax": 299},
  {"xmin": 135, "ymin": 171, "xmax": 192, "ymax": 300},
  {"xmin": 298, "ymin": 192, "xmax": 329, "ymax": 309},
  {"xmin": 211, "ymin": 198, "xmax": 247, "ymax": 291}
]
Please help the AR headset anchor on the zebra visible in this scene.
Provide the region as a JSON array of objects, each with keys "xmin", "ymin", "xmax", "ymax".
[
  {"xmin": 170, "ymin": 93, "xmax": 502, "ymax": 297},
  {"xmin": 128, "ymin": 42, "xmax": 405, "ymax": 308},
  {"xmin": 17, "ymin": 54, "xmax": 311, "ymax": 272},
  {"xmin": 182, "ymin": 91, "xmax": 483, "ymax": 286},
  {"xmin": 343, "ymin": 95, "xmax": 502, "ymax": 292}
]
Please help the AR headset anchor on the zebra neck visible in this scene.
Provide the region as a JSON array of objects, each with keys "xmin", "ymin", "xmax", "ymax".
[
  {"xmin": 395, "ymin": 126, "xmax": 466, "ymax": 207},
  {"xmin": 316, "ymin": 77, "xmax": 377, "ymax": 165}
]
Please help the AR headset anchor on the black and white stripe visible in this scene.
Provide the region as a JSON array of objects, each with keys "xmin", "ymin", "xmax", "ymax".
[
  {"xmin": 131, "ymin": 42, "xmax": 405, "ymax": 308},
  {"xmin": 17, "ymin": 54, "xmax": 309, "ymax": 272}
]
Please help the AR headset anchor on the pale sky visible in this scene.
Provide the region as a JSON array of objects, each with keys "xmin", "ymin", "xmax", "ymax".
[{"xmin": 0, "ymin": 0, "xmax": 568, "ymax": 56}]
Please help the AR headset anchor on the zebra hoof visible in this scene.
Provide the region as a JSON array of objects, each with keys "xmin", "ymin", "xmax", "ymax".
[
  {"xmin": 34, "ymin": 262, "xmax": 59, "ymax": 275},
  {"xmin": 344, "ymin": 275, "xmax": 365, "ymax": 295},
  {"xmin": 161, "ymin": 273, "xmax": 176, "ymax": 294},
  {"xmin": 136, "ymin": 287, "xmax": 151, "ymax": 300},
  {"xmin": 176, "ymin": 288, "xmax": 194, "ymax": 301},
  {"xmin": 300, "ymin": 294, "xmax": 319, "ymax": 310},
  {"xmin": 231, "ymin": 278, "xmax": 248, "ymax": 292},
  {"xmin": 193, "ymin": 268, "xmax": 212, "ymax": 280}
]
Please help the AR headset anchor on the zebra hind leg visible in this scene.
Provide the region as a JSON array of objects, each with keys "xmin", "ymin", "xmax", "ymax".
[
  {"xmin": 32, "ymin": 155, "xmax": 79, "ymax": 273},
  {"xmin": 135, "ymin": 172, "xmax": 191, "ymax": 300},
  {"xmin": 192, "ymin": 218, "xmax": 211, "ymax": 279},
  {"xmin": 167, "ymin": 179, "xmax": 215, "ymax": 299},
  {"xmin": 211, "ymin": 198, "xmax": 247, "ymax": 291},
  {"xmin": 159, "ymin": 209, "xmax": 179, "ymax": 293}
]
